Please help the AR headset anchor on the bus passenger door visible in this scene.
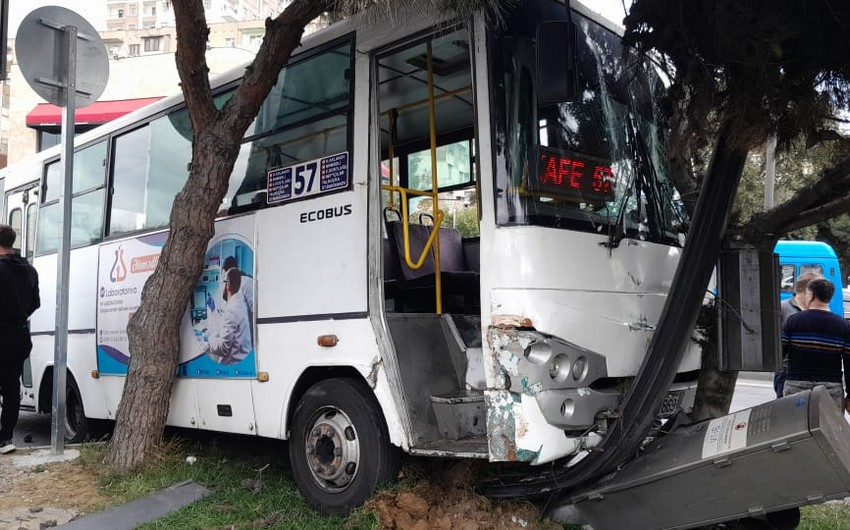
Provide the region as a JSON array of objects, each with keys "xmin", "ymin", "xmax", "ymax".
[{"xmin": 4, "ymin": 183, "xmax": 39, "ymax": 391}]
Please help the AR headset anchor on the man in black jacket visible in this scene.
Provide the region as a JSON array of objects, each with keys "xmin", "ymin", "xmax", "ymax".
[{"xmin": 0, "ymin": 224, "xmax": 40, "ymax": 454}]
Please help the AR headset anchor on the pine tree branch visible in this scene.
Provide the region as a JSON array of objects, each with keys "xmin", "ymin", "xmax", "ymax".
[
  {"xmin": 218, "ymin": 0, "xmax": 336, "ymax": 142},
  {"xmin": 172, "ymin": 0, "xmax": 217, "ymax": 131},
  {"xmin": 742, "ymin": 155, "xmax": 850, "ymax": 242},
  {"xmin": 777, "ymin": 195, "xmax": 850, "ymax": 235}
]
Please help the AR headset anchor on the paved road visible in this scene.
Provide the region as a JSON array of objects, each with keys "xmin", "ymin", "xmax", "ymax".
[
  {"xmin": 732, "ymin": 371, "xmax": 850, "ymax": 423},
  {"xmin": 10, "ymin": 373, "xmax": 784, "ymax": 450},
  {"xmin": 729, "ymin": 371, "xmax": 775, "ymax": 412},
  {"xmin": 11, "ymin": 409, "xmax": 54, "ymax": 449}
]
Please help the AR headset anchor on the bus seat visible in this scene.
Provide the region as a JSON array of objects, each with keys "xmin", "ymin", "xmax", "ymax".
[
  {"xmin": 462, "ymin": 237, "xmax": 480, "ymax": 273},
  {"xmin": 383, "ymin": 237, "xmax": 401, "ymax": 307},
  {"xmin": 383, "ymin": 236, "xmax": 402, "ymax": 281},
  {"xmin": 385, "ymin": 220, "xmax": 479, "ymax": 313},
  {"xmin": 437, "ymin": 226, "xmax": 465, "ymax": 272},
  {"xmin": 387, "ymin": 220, "xmax": 436, "ymax": 280},
  {"xmin": 433, "ymin": 226, "xmax": 479, "ymax": 310}
]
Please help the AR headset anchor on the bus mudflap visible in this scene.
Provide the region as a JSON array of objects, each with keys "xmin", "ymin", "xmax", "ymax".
[{"xmin": 547, "ymin": 386, "xmax": 850, "ymax": 529}]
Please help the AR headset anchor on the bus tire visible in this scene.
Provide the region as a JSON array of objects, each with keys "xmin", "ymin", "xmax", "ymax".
[
  {"xmin": 64, "ymin": 377, "xmax": 90, "ymax": 443},
  {"xmin": 289, "ymin": 377, "xmax": 399, "ymax": 516}
]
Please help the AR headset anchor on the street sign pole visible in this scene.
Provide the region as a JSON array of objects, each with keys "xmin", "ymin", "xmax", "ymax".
[
  {"xmin": 49, "ymin": 24, "xmax": 78, "ymax": 455},
  {"xmin": 17, "ymin": 6, "xmax": 109, "ymax": 456}
]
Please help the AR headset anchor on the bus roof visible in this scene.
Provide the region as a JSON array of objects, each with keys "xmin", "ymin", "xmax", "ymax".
[{"xmin": 774, "ymin": 240, "xmax": 838, "ymax": 259}]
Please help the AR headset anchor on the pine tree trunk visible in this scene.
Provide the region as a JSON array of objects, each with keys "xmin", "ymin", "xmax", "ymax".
[
  {"xmin": 688, "ymin": 128, "xmax": 749, "ymax": 423},
  {"xmin": 691, "ymin": 341, "xmax": 738, "ymax": 421}
]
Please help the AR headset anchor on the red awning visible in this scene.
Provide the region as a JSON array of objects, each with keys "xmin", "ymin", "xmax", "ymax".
[{"xmin": 26, "ymin": 97, "xmax": 164, "ymax": 127}]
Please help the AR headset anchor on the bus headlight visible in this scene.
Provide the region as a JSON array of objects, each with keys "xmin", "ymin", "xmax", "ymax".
[
  {"xmin": 572, "ymin": 356, "xmax": 588, "ymax": 381},
  {"xmin": 549, "ymin": 353, "xmax": 571, "ymax": 383},
  {"xmin": 524, "ymin": 341, "xmax": 553, "ymax": 365}
]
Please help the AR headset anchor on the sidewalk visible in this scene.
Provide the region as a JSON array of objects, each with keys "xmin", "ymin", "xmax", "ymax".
[
  {"xmin": 0, "ymin": 446, "xmax": 210, "ymax": 530},
  {"xmin": 0, "ymin": 448, "xmax": 83, "ymax": 530}
]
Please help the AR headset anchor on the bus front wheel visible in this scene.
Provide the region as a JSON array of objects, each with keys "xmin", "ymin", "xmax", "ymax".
[{"xmin": 289, "ymin": 377, "xmax": 399, "ymax": 516}]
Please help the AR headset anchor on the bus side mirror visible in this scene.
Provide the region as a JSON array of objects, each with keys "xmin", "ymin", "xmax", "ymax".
[{"xmin": 536, "ymin": 21, "xmax": 578, "ymax": 103}]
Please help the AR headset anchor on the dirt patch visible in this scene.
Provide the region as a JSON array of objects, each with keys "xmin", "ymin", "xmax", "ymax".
[
  {"xmin": 0, "ymin": 461, "xmax": 106, "ymax": 512},
  {"xmin": 0, "ymin": 452, "xmax": 110, "ymax": 529},
  {"xmin": 369, "ymin": 487, "xmax": 545, "ymax": 530},
  {"xmin": 367, "ymin": 460, "xmax": 560, "ymax": 530},
  {"xmin": 0, "ymin": 450, "xmax": 559, "ymax": 530}
]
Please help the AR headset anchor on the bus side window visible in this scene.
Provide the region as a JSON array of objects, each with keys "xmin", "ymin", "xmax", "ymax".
[
  {"xmin": 225, "ymin": 39, "xmax": 354, "ymax": 212},
  {"xmin": 109, "ymin": 111, "xmax": 191, "ymax": 236},
  {"xmin": 37, "ymin": 141, "xmax": 108, "ymax": 255},
  {"xmin": 780, "ymin": 264, "xmax": 796, "ymax": 293},
  {"xmin": 800, "ymin": 264, "xmax": 824, "ymax": 276},
  {"xmin": 7, "ymin": 207, "xmax": 22, "ymax": 252},
  {"xmin": 25, "ymin": 204, "xmax": 36, "ymax": 261}
]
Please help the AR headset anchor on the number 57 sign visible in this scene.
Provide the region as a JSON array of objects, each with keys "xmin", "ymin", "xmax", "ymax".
[{"xmin": 267, "ymin": 151, "xmax": 350, "ymax": 204}]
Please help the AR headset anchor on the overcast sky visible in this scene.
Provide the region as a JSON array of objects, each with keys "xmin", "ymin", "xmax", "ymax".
[{"xmin": 7, "ymin": 0, "xmax": 630, "ymax": 36}]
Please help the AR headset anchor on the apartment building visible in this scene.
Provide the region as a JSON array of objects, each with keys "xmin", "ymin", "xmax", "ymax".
[{"xmin": 105, "ymin": 0, "xmax": 284, "ymax": 31}]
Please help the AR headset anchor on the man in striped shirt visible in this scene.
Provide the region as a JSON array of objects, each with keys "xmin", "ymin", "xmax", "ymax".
[
  {"xmin": 782, "ymin": 277, "xmax": 850, "ymax": 413},
  {"xmin": 775, "ymin": 272, "xmax": 820, "ymax": 398}
]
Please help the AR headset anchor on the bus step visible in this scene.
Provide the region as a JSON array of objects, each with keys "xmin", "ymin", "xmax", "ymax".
[
  {"xmin": 409, "ymin": 437, "xmax": 489, "ymax": 459},
  {"xmin": 431, "ymin": 390, "xmax": 486, "ymax": 440}
]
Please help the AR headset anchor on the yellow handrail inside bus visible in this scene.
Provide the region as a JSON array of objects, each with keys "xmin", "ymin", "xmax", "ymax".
[
  {"xmin": 381, "ymin": 185, "xmax": 444, "ymax": 270},
  {"xmin": 379, "ymin": 86, "xmax": 472, "ymax": 119},
  {"xmin": 378, "ymin": 38, "xmax": 446, "ymax": 313},
  {"xmin": 426, "ymin": 40, "xmax": 443, "ymax": 314}
]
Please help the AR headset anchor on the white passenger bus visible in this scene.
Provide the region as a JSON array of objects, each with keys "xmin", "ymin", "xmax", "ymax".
[{"xmin": 0, "ymin": 0, "xmax": 700, "ymax": 514}]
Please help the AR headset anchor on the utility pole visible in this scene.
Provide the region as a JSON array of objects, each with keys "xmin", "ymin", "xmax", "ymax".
[{"xmin": 764, "ymin": 135, "xmax": 777, "ymax": 209}]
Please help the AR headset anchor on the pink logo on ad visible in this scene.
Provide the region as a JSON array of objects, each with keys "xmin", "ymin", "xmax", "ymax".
[{"xmin": 110, "ymin": 245, "xmax": 127, "ymax": 283}]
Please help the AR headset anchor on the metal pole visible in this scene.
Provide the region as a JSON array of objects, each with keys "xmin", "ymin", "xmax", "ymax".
[
  {"xmin": 764, "ymin": 135, "xmax": 776, "ymax": 210},
  {"xmin": 50, "ymin": 24, "xmax": 77, "ymax": 455}
]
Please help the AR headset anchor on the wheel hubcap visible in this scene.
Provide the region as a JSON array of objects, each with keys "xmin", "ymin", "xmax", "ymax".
[{"xmin": 305, "ymin": 407, "xmax": 360, "ymax": 492}]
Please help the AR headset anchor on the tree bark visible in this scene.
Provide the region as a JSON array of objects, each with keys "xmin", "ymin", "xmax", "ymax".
[
  {"xmin": 691, "ymin": 340, "xmax": 739, "ymax": 421},
  {"xmin": 104, "ymin": 0, "xmax": 334, "ymax": 469},
  {"xmin": 686, "ymin": 125, "xmax": 749, "ymax": 422}
]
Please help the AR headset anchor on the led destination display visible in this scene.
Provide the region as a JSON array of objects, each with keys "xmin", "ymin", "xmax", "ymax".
[{"xmin": 533, "ymin": 146, "xmax": 615, "ymax": 202}]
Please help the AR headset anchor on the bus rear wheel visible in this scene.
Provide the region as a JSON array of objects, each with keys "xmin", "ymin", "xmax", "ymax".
[
  {"xmin": 64, "ymin": 377, "xmax": 90, "ymax": 443},
  {"xmin": 289, "ymin": 378, "xmax": 399, "ymax": 516}
]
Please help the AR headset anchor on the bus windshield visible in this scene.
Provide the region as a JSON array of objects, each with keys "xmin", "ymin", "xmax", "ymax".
[{"xmin": 490, "ymin": 2, "xmax": 686, "ymax": 245}]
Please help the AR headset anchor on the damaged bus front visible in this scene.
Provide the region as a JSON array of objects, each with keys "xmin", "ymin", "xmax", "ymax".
[{"xmin": 478, "ymin": 0, "xmax": 699, "ymax": 465}]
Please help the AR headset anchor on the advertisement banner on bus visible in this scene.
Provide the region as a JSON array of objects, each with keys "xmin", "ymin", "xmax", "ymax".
[{"xmin": 96, "ymin": 216, "xmax": 257, "ymax": 378}]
